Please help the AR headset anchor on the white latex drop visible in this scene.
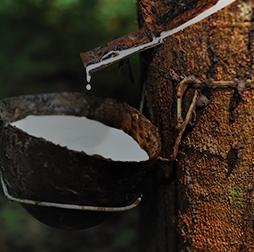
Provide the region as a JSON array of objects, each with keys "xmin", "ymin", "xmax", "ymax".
[
  {"xmin": 86, "ymin": 84, "xmax": 92, "ymax": 91},
  {"xmin": 11, "ymin": 115, "xmax": 149, "ymax": 162},
  {"xmin": 86, "ymin": 70, "xmax": 92, "ymax": 83}
]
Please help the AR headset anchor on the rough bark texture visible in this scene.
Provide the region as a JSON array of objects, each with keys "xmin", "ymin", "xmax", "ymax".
[
  {"xmin": 178, "ymin": 89, "xmax": 254, "ymax": 251},
  {"xmin": 140, "ymin": 0, "xmax": 254, "ymax": 251}
]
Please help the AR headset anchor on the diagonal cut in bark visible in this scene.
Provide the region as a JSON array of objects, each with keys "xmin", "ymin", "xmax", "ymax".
[{"xmin": 80, "ymin": 0, "xmax": 235, "ymax": 83}]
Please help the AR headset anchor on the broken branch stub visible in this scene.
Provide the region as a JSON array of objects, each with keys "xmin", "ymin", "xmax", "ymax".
[
  {"xmin": 80, "ymin": 0, "xmax": 236, "ymax": 83},
  {"xmin": 0, "ymin": 92, "xmax": 162, "ymax": 230}
]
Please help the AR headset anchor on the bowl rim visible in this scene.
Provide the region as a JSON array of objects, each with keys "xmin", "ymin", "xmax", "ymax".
[{"xmin": 0, "ymin": 92, "xmax": 162, "ymax": 163}]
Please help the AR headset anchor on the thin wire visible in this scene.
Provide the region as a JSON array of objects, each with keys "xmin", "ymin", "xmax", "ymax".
[{"xmin": 0, "ymin": 176, "xmax": 142, "ymax": 212}]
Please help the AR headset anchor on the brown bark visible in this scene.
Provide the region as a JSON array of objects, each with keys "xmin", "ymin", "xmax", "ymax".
[{"xmin": 140, "ymin": 0, "xmax": 254, "ymax": 251}]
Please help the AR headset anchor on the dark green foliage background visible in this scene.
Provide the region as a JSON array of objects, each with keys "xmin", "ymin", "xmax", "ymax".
[
  {"xmin": 0, "ymin": 0, "xmax": 140, "ymax": 104},
  {"xmin": 0, "ymin": 0, "xmax": 140, "ymax": 251}
]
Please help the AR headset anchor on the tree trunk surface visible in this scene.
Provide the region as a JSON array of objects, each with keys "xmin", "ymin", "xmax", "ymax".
[{"xmin": 140, "ymin": 0, "xmax": 254, "ymax": 251}]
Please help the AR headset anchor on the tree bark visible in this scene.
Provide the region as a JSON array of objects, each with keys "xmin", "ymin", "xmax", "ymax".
[{"xmin": 140, "ymin": 0, "xmax": 254, "ymax": 251}]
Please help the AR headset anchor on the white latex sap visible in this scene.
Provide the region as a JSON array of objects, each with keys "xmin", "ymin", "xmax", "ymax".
[{"xmin": 11, "ymin": 115, "xmax": 149, "ymax": 162}]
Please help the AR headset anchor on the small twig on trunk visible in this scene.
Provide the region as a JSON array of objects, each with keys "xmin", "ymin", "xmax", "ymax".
[
  {"xmin": 176, "ymin": 76, "xmax": 202, "ymax": 129},
  {"xmin": 173, "ymin": 89, "xmax": 198, "ymax": 160},
  {"xmin": 172, "ymin": 77, "xmax": 253, "ymax": 160},
  {"xmin": 212, "ymin": 79, "xmax": 253, "ymax": 89}
]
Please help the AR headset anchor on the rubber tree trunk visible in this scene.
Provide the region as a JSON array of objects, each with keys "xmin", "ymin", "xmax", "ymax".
[{"xmin": 139, "ymin": 0, "xmax": 254, "ymax": 251}]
